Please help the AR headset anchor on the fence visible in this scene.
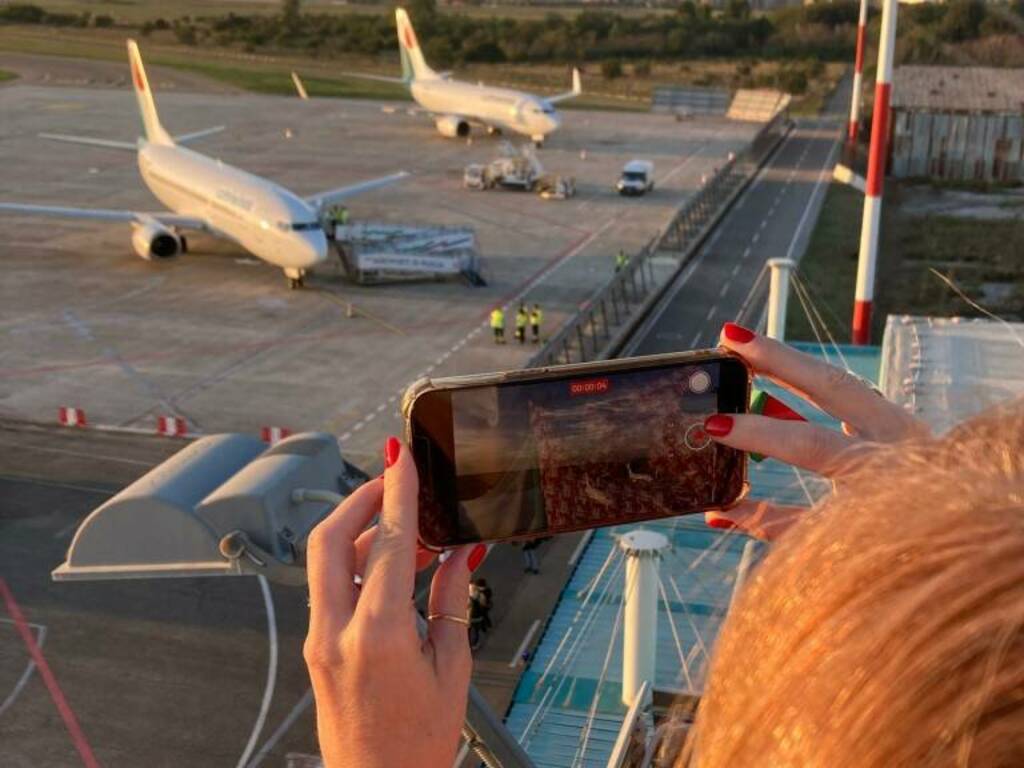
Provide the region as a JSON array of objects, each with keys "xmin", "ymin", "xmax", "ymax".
[{"xmin": 528, "ymin": 108, "xmax": 792, "ymax": 368}]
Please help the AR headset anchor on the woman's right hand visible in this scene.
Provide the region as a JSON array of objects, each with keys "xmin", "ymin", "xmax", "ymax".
[{"xmin": 703, "ymin": 322, "xmax": 930, "ymax": 540}]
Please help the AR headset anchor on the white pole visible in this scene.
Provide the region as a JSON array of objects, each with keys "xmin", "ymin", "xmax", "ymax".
[
  {"xmin": 853, "ymin": 0, "xmax": 898, "ymax": 345},
  {"xmin": 766, "ymin": 258, "xmax": 796, "ymax": 342},
  {"xmin": 619, "ymin": 530, "xmax": 669, "ymax": 707},
  {"xmin": 848, "ymin": 0, "xmax": 869, "ymax": 143}
]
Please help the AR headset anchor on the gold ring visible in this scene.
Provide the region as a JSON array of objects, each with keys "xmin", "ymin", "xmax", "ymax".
[{"xmin": 427, "ymin": 612, "xmax": 470, "ymax": 626}]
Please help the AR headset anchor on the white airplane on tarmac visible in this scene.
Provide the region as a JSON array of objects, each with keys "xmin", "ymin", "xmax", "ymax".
[
  {"xmin": 321, "ymin": 8, "xmax": 582, "ymax": 146},
  {"xmin": 0, "ymin": 40, "xmax": 407, "ymax": 289}
]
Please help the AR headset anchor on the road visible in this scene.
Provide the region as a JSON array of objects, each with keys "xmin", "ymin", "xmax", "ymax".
[{"xmin": 624, "ymin": 80, "xmax": 849, "ymax": 355}]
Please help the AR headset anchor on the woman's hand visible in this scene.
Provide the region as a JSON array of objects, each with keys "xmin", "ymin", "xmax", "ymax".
[
  {"xmin": 704, "ymin": 322, "xmax": 929, "ymax": 540},
  {"xmin": 304, "ymin": 437, "xmax": 488, "ymax": 768}
]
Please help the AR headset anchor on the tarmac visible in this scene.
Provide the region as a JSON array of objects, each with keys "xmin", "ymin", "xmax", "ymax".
[
  {"xmin": 0, "ymin": 56, "xmax": 774, "ymax": 767},
  {"xmin": 0, "ymin": 54, "xmax": 756, "ymax": 472}
]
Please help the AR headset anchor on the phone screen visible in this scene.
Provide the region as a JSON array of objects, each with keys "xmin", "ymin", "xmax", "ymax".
[{"xmin": 410, "ymin": 355, "xmax": 748, "ymax": 547}]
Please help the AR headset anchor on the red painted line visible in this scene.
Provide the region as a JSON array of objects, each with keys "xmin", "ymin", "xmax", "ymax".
[
  {"xmin": 847, "ymin": 120, "xmax": 858, "ymax": 143},
  {"xmin": 0, "ymin": 578, "xmax": 100, "ymax": 768},
  {"xmin": 864, "ymin": 82, "xmax": 891, "ymax": 198}
]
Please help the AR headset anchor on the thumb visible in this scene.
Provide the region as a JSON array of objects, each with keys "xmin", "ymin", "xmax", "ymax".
[{"xmin": 427, "ymin": 543, "xmax": 488, "ymax": 679}]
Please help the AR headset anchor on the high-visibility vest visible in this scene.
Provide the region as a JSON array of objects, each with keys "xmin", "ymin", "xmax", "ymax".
[
  {"xmin": 616, "ymin": 251, "xmax": 628, "ymax": 267},
  {"xmin": 515, "ymin": 310, "xmax": 528, "ymax": 329},
  {"xmin": 530, "ymin": 309, "xmax": 543, "ymax": 325},
  {"xmin": 490, "ymin": 309, "xmax": 504, "ymax": 329}
]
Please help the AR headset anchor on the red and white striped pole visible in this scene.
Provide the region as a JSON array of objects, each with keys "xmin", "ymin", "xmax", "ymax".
[
  {"xmin": 852, "ymin": 0, "xmax": 898, "ymax": 345},
  {"xmin": 848, "ymin": 0, "xmax": 869, "ymax": 143}
]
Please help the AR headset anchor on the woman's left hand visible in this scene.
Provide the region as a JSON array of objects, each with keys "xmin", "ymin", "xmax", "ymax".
[{"xmin": 304, "ymin": 437, "xmax": 487, "ymax": 768}]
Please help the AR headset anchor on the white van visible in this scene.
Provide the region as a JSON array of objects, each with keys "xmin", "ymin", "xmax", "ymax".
[{"xmin": 617, "ymin": 160, "xmax": 655, "ymax": 196}]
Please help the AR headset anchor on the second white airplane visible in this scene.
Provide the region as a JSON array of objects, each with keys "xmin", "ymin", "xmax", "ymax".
[
  {"xmin": 316, "ymin": 8, "xmax": 581, "ymax": 146},
  {"xmin": 0, "ymin": 40, "xmax": 407, "ymax": 288}
]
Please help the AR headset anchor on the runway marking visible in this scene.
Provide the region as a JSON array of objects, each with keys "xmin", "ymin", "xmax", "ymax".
[
  {"xmin": 718, "ymin": 282, "xmax": 730, "ymax": 298},
  {"xmin": 731, "ymin": 264, "xmax": 741, "ymax": 278},
  {"xmin": 509, "ymin": 619, "xmax": 542, "ymax": 668},
  {"xmin": 0, "ymin": 579, "xmax": 100, "ymax": 768},
  {"xmin": 689, "ymin": 329, "xmax": 703, "ymax": 348},
  {"xmin": 0, "ymin": 438, "xmax": 152, "ymax": 466},
  {"xmin": 318, "ymin": 291, "xmax": 405, "ymax": 337},
  {"xmin": 705, "ymin": 305, "xmax": 717, "ymax": 322},
  {"xmin": 742, "ymin": 246, "xmax": 752, "ymax": 260},
  {"xmin": 751, "ymin": 232, "xmax": 760, "ymax": 244},
  {"xmin": 567, "ymin": 530, "xmax": 594, "ymax": 566},
  {"xmin": 759, "ymin": 220, "xmax": 767, "ymax": 230},
  {"xmin": 0, "ymin": 618, "xmax": 46, "ymax": 720},
  {"xmin": 247, "ymin": 688, "xmax": 314, "ymax": 768}
]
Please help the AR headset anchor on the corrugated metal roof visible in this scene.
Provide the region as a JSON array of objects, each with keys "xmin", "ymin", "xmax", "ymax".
[
  {"xmin": 880, "ymin": 315, "xmax": 1024, "ymax": 434},
  {"xmin": 891, "ymin": 66, "xmax": 1024, "ymax": 113},
  {"xmin": 506, "ymin": 343, "xmax": 882, "ymax": 767}
]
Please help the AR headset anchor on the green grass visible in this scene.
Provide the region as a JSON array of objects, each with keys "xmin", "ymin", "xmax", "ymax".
[
  {"xmin": 0, "ymin": 68, "xmax": 17, "ymax": 82},
  {"xmin": 787, "ymin": 181, "xmax": 1024, "ymax": 345}
]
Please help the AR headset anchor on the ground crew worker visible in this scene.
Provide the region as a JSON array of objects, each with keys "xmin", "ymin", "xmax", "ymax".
[
  {"xmin": 530, "ymin": 303, "xmax": 543, "ymax": 344},
  {"xmin": 515, "ymin": 304, "xmax": 528, "ymax": 345},
  {"xmin": 490, "ymin": 307, "xmax": 505, "ymax": 344},
  {"xmin": 615, "ymin": 250, "xmax": 628, "ymax": 272}
]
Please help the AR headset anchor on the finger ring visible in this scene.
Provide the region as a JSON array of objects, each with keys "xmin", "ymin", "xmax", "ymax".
[{"xmin": 428, "ymin": 612, "xmax": 470, "ymax": 626}]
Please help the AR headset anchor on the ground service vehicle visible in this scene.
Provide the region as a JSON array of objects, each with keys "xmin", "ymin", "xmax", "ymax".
[{"xmin": 617, "ymin": 160, "xmax": 655, "ymax": 196}]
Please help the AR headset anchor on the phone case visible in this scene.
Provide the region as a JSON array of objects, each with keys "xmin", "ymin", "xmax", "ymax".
[{"xmin": 403, "ymin": 348, "xmax": 752, "ymax": 550}]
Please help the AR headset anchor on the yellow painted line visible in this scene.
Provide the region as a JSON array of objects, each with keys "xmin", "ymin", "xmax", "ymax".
[{"xmin": 317, "ymin": 289, "xmax": 406, "ymax": 336}]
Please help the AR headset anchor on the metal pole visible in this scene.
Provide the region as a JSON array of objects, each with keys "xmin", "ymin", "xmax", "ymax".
[
  {"xmin": 765, "ymin": 258, "xmax": 796, "ymax": 342},
  {"xmin": 853, "ymin": 0, "xmax": 898, "ymax": 345},
  {"xmin": 848, "ymin": 0, "xmax": 869, "ymax": 144},
  {"xmin": 618, "ymin": 530, "xmax": 669, "ymax": 707}
]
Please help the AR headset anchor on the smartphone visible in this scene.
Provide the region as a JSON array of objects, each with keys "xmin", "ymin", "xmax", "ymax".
[{"xmin": 403, "ymin": 349, "xmax": 750, "ymax": 549}]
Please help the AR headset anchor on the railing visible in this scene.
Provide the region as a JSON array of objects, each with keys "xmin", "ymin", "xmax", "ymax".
[{"xmin": 527, "ymin": 108, "xmax": 792, "ymax": 368}]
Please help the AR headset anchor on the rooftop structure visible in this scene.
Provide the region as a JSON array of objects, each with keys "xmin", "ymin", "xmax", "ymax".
[
  {"xmin": 891, "ymin": 66, "xmax": 1024, "ymax": 113},
  {"xmin": 505, "ymin": 343, "xmax": 881, "ymax": 767},
  {"xmin": 880, "ymin": 315, "xmax": 1024, "ymax": 434}
]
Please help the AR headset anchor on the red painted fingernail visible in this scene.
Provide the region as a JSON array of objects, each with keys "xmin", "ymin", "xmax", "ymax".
[
  {"xmin": 704, "ymin": 414, "xmax": 734, "ymax": 437},
  {"xmin": 467, "ymin": 544, "xmax": 487, "ymax": 572},
  {"xmin": 723, "ymin": 322, "xmax": 755, "ymax": 343},
  {"xmin": 707, "ymin": 517, "xmax": 737, "ymax": 530},
  {"xmin": 384, "ymin": 436, "xmax": 401, "ymax": 468}
]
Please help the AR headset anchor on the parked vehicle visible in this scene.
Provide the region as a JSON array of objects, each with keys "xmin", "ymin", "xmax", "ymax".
[{"xmin": 617, "ymin": 160, "xmax": 655, "ymax": 196}]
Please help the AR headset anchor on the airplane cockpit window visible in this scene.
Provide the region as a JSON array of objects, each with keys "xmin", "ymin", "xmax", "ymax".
[{"xmin": 291, "ymin": 221, "xmax": 321, "ymax": 231}]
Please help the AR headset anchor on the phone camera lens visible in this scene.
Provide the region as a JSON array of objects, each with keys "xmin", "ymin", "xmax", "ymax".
[{"xmin": 688, "ymin": 370, "xmax": 711, "ymax": 394}]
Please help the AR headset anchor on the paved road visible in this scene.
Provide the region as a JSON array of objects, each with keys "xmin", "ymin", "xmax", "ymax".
[{"xmin": 624, "ymin": 81, "xmax": 849, "ymax": 355}]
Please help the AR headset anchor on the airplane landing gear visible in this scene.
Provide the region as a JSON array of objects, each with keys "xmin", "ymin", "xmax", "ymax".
[{"xmin": 285, "ymin": 268, "xmax": 306, "ymax": 290}]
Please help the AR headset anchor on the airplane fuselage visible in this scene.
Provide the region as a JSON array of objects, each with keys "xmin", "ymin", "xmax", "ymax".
[
  {"xmin": 138, "ymin": 141, "xmax": 328, "ymax": 271},
  {"xmin": 410, "ymin": 78, "xmax": 560, "ymax": 141}
]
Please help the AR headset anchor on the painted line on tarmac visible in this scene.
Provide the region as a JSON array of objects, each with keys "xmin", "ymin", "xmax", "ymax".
[
  {"xmin": 247, "ymin": 688, "xmax": 314, "ymax": 768},
  {"xmin": 0, "ymin": 618, "xmax": 46, "ymax": 720},
  {"xmin": 0, "ymin": 579, "xmax": 99, "ymax": 768},
  {"xmin": 567, "ymin": 530, "xmax": 594, "ymax": 566},
  {"xmin": 509, "ymin": 619, "xmax": 542, "ymax": 668}
]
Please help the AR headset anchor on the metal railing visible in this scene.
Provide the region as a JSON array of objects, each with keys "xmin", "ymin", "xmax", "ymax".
[{"xmin": 527, "ymin": 108, "xmax": 792, "ymax": 368}]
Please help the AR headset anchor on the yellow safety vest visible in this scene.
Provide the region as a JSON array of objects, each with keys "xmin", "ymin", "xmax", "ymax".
[
  {"xmin": 490, "ymin": 309, "xmax": 504, "ymax": 329},
  {"xmin": 530, "ymin": 309, "xmax": 543, "ymax": 325},
  {"xmin": 515, "ymin": 311, "xmax": 528, "ymax": 329}
]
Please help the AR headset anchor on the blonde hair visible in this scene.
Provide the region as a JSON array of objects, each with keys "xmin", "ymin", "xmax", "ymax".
[{"xmin": 687, "ymin": 400, "xmax": 1024, "ymax": 767}]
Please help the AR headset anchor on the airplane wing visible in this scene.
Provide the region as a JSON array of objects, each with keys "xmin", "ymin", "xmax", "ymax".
[
  {"xmin": 546, "ymin": 68, "xmax": 582, "ymax": 105},
  {"xmin": 304, "ymin": 171, "xmax": 409, "ymax": 212},
  {"xmin": 0, "ymin": 203, "xmax": 208, "ymax": 230}
]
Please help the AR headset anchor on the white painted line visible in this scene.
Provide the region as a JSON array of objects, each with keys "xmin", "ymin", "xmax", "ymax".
[
  {"xmin": 388, "ymin": 395, "xmax": 397, "ymax": 404},
  {"xmin": 751, "ymin": 232, "xmax": 760, "ymax": 244},
  {"xmin": 352, "ymin": 422, "xmax": 364, "ymax": 432},
  {"xmin": 340, "ymin": 431, "xmax": 351, "ymax": 441},
  {"xmin": 247, "ymin": 688, "xmax": 314, "ymax": 768},
  {"xmin": 731, "ymin": 264, "xmax": 741, "ymax": 278},
  {"xmin": 718, "ymin": 282, "xmax": 730, "ymax": 298},
  {"xmin": 364, "ymin": 412, "xmax": 376, "ymax": 423},
  {"xmin": 759, "ymin": 220, "xmax": 767, "ymax": 230},
  {"xmin": 567, "ymin": 529, "xmax": 594, "ymax": 566},
  {"xmin": 742, "ymin": 246, "xmax": 752, "ymax": 259},
  {"xmin": 783, "ymin": 125, "xmax": 842, "ymax": 263},
  {"xmin": 376, "ymin": 403, "xmax": 386, "ymax": 413},
  {"xmin": 689, "ymin": 329, "xmax": 703, "ymax": 348},
  {"xmin": 705, "ymin": 304, "xmax": 717, "ymax": 322},
  {"xmin": 509, "ymin": 619, "xmax": 542, "ymax": 668},
  {"xmin": 0, "ymin": 619, "xmax": 46, "ymax": 719}
]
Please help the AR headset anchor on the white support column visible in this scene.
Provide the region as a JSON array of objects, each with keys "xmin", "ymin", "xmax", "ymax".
[
  {"xmin": 766, "ymin": 258, "xmax": 796, "ymax": 342},
  {"xmin": 619, "ymin": 529, "xmax": 669, "ymax": 708},
  {"xmin": 853, "ymin": 0, "xmax": 898, "ymax": 345},
  {"xmin": 848, "ymin": 0, "xmax": 869, "ymax": 143}
]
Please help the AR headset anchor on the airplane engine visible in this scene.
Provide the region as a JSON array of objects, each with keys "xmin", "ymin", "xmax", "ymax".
[
  {"xmin": 435, "ymin": 115, "xmax": 470, "ymax": 139},
  {"xmin": 131, "ymin": 221, "xmax": 183, "ymax": 260}
]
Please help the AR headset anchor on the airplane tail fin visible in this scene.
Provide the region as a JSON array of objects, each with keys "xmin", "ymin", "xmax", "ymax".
[
  {"xmin": 127, "ymin": 40, "xmax": 173, "ymax": 145},
  {"xmin": 396, "ymin": 8, "xmax": 436, "ymax": 82}
]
